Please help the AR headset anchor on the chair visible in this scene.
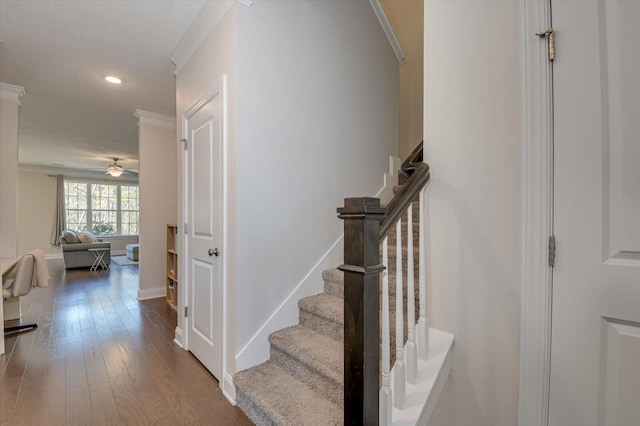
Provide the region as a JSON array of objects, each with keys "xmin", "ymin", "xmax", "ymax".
[{"xmin": 2, "ymin": 250, "xmax": 49, "ymax": 334}]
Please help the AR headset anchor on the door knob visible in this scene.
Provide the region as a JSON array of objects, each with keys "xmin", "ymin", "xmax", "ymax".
[{"xmin": 208, "ymin": 248, "xmax": 219, "ymax": 257}]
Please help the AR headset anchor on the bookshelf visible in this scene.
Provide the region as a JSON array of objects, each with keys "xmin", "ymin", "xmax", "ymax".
[{"xmin": 166, "ymin": 224, "xmax": 178, "ymax": 310}]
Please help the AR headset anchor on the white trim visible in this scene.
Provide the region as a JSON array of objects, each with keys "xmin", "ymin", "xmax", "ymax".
[
  {"xmin": 19, "ymin": 164, "xmax": 139, "ymax": 183},
  {"xmin": 137, "ymin": 286, "xmax": 166, "ymax": 301},
  {"xmin": 391, "ymin": 328, "xmax": 454, "ymax": 425},
  {"xmin": 234, "ymin": 163, "xmax": 398, "ymax": 371},
  {"xmin": 170, "ymin": 1, "xmax": 235, "ymax": 75},
  {"xmin": 134, "ymin": 110, "xmax": 176, "ymax": 129},
  {"xmin": 222, "ymin": 373, "xmax": 237, "ymax": 405},
  {"xmin": 518, "ymin": 0, "xmax": 553, "ymax": 425},
  {"xmin": 220, "ymin": 76, "xmax": 231, "ymax": 394},
  {"xmin": 45, "ymin": 253, "xmax": 63, "ymax": 260},
  {"xmin": 235, "ymin": 234, "xmax": 344, "ymax": 370},
  {"xmin": 174, "ymin": 327, "xmax": 184, "ymax": 348},
  {"xmin": 0, "ymin": 83, "xmax": 26, "ymax": 106},
  {"xmin": 369, "ymin": 0, "xmax": 406, "ymax": 62}
]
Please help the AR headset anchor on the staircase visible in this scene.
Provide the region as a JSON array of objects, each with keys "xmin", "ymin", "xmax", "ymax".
[{"xmin": 234, "ymin": 185, "xmax": 420, "ymax": 425}]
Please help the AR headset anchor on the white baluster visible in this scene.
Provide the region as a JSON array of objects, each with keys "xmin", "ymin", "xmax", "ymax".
[
  {"xmin": 418, "ymin": 188, "xmax": 429, "ymax": 359},
  {"xmin": 394, "ymin": 218, "xmax": 406, "ymax": 408},
  {"xmin": 379, "ymin": 237, "xmax": 392, "ymax": 426},
  {"xmin": 406, "ymin": 204, "xmax": 417, "ymax": 384}
]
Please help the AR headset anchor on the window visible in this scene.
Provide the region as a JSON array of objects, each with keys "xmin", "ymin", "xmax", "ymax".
[{"xmin": 64, "ymin": 180, "xmax": 139, "ymax": 236}]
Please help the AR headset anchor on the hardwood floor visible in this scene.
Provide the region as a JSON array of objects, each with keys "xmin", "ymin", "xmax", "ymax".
[{"xmin": 1, "ymin": 259, "xmax": 253, "ymax": 426}]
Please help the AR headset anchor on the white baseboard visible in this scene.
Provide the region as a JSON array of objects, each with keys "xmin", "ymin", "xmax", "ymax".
[
  {"xmin": 234, "ymin": 158, "xmax": 400, "ymax": 371},
  {"xmin": 137, "ymin": 286, "xmax": 165, "ymax": 301},
  {"xmin": 379, "ymin": 156, "xmax": 401, "ymax": 205},
  {"xmin": 235, "ymin": 235, "xmax": 344, "ymax": 371},
  {"xmin": 112, "ymin": 249, "xmax": 125, "ymax": 256},
  {"xmin": 392, "ymin": 328, "xmax": 455, "ymax": 426},
  {"xmin": 222, "ymin": 373, "xmax": 237, "ymax": 405},
  {"xmin": 174, "ymin": 327, "xmax": 185, "ymax": 348}
]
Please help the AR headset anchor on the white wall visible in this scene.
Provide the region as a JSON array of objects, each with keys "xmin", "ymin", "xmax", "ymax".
[
  {"xmin": 0, "ymin": 93, "xmax": 21, "ymax": 258},
  {"xmin": 137, "ymin": 112, "xmax": 177, "ymax": 297},
  {"xmin": 18, "ymin": 171, "xmax": 58, "ymax": 256},
  {"xmin": 423, "ymin": 1, "xmax": 522, "ymax": 425},
  {"xmin": 380, "ymin": 0, "xmax": 423, "ymax": 159},
  {"xmin": 234, "ymin": 0, "xmax": 398, "ymax": 368}
]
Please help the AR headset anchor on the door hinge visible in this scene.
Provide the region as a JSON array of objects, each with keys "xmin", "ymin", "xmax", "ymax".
[
  {"xmin": 184, "ymin": 223, "xmax": 188, "ymax": 234},
  {"xmin": 548, "ymin": 235, "xmax": 556, "ymax": 267},
  {"xmin": 181, "ymin": 138, "xmax": 188, "ymax": 150},
  {"xmin": 184, "ymin": 306, "xmax": 188, "ymax": 317},
  {"xmin": 536, "ymin": 28, "xmax": 555, "ymax": 61}
]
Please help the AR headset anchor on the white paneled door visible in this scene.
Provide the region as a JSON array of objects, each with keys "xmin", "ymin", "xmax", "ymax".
[
  {"xmin": 550, "ymin": 1, "xmax": 640, "ymax": 425},
  {"xmin": 184, "ymin": 78, "xmax": 225, "ymax": 380}
]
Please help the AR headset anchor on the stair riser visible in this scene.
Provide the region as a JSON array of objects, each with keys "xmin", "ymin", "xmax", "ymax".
[
  {"xmin": 323, "ymin": 279, "xmax": 344, "ymax": 298},
  {"xmin": 299, "ymin": 310, "xmax": 343, "ymax": 341},
  {"xmin": 271, "ymin": 346, "xmax": 343, "ymax": 409},
  {"xmin": 323, "ymin": 273, "xmax": 421, "ymax": 300}
]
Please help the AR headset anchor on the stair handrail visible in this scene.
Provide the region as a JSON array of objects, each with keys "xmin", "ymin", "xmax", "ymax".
[
  {"xmin": 379, "ymin": 141, "xmax": 429, "ymax": 240},
  {"xmin": 337, "ymin": 141, "xmax": 429, "ymax": 424}
]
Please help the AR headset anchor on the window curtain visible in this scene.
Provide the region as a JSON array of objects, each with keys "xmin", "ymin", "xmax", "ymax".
[{"xmin": 50, "ymin": 175, "xmax": 66, "ymax": 245}]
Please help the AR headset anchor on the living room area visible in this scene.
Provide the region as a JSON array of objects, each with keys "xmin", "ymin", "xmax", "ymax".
[
  {"xmin": 1, "ymin": 1, "xmax": 190, "ymax": 348},
  {"xmin": 0, "ymin": 3, "xmax": 219, "ymax": 421},
  {"xmin": 9, "ymin": 105, "xmax": 178, "ymax": 306}
]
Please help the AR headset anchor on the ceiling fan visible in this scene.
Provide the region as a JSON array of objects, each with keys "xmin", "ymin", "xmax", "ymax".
[{"xmin": 106, "ymin": 158, "xmax": 137, "ymax": 177}]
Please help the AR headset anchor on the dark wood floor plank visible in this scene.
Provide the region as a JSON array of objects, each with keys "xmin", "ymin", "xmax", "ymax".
[
  {"xmin": 41, "ymin": 357, "xmax": 67, "ymax": 425},
  {"xmin": 65, "ymin": 338, "xmax": 92, "ymax": 425},
  {"xmin": 2, "ymin": 259, "xmax": 252, "ymax": 425},
  {"xmin": 0, "ymin": 376, "xmax": 21, "ymax": 425},
  {"xmin": 89, "ymin": 386, "xmax": 121, "ymax": 426}
]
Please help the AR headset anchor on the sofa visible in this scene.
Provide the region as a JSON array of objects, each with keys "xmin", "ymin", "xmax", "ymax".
[{"xmin": 59, "ymin": 229, "xmax": 111, "ymax": 269}]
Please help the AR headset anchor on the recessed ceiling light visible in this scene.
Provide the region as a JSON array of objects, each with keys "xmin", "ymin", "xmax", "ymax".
[{"xmin": 105, "ymin": 76, "xmax": 122, "ymax": 84}]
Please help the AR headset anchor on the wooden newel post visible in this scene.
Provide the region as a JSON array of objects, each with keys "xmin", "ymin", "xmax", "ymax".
[{"xmin": 338, "ymin": 197, "xmax": 386, "ymax": 425}]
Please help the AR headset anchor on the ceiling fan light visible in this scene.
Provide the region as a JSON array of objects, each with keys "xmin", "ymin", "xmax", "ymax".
[
  {"xmin": 108, "ymin": 164, "xmax": 123, "ymax": 177},
  {"xmin": 105, "ymin": 75, "xmax": 122, "ymax": 84}
]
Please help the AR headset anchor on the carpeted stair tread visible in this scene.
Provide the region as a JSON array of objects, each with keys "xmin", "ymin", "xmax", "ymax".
[
  {"xmin": 299, "ymin": 294, "xmax": 343, "ymax": 340},
  {"xmin": 270, "ymin": 325, "xmax": 343, "ymax": 385},
  {"xmin": 235, "ymin": 361, "xmax": 342, "ymax": 426},
  {"xmin": 269, "ymin": 325, "xmax": 344, "ymax": 407},
  {"xmin": 299, "ymin": 294, "xmax": 343, "ymax": 322},
  {"xmin": 235, "ymin": 173, "xmax": 425, "ymax": 424}
]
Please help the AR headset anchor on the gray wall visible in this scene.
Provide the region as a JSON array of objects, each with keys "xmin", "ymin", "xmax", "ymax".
[
  {"xmin": 234, "ymin": 0, "xmax": 398, "ymax": 365},
  {"xmin": 423, "ymin": 1, "xmax": 523, "ymax": 425}
]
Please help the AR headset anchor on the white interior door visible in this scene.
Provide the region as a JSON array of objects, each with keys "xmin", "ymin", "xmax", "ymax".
[
  {"xmin": 184, "ymin": 80, "xmax": 225, "ymax": 380},
  {"xmin": 550, "ymin": 1, "xmax": 640, "ymax": 425}
]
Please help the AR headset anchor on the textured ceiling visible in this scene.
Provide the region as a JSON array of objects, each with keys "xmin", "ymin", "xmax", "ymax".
[{"xmin": 0, "ymin": 0, "xmax": 205, "ymax": 173}]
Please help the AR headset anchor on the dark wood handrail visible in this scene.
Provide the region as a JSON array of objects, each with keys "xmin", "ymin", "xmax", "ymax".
[
  {"xmin": 379, "ymin": 142, "xmax": 429, "ymax": 240},
  {"xmin": 337, "ymin": 141, "xmax": 429, "ymax": 425}
]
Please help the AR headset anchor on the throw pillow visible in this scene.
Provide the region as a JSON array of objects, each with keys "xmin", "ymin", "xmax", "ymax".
[
  {"xmin": 78, "ymin": 231, "xmax": 98, "ymax": 243},
  {"xmin": 61, "ymin": 229, "xmax": 80, "ymax": 244}
]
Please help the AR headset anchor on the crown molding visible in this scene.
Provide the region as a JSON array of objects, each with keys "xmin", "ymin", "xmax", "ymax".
[
  {"xmin": 18, "ymin": 164, "xmax": 139, "ymax": 183},
  {"xmin": 369, "ymin": 0, "xmax": 405, "ymax": 62},
  {"xmin": 134, "ymin": 110, "xmax": 176, "ymax": 129},
  {"xmin": 0, "ymin": 83, "xmax": 26, "ymax": 106},
  {"xmin": 170, "ymin": 0, "xmax": 235, "ymax": 75}
]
